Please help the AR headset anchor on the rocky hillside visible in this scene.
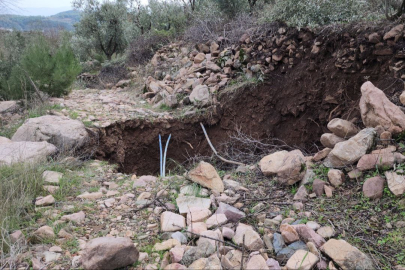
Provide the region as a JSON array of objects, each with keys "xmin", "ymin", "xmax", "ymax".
[{"xmin": 2, "ymin": 22, "xmax": 405, "ymax": 270}]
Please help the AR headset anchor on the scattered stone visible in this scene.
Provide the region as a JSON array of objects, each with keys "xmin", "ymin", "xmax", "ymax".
[
  {"xmin": 286, "ymin": 249, "xmax": 319, "ymax": 270},
  {"xmin": 363, "ymin": 176, "xmax": 385, "ymax": 199},
  {"xmin": 306, "ymin": 221, "xmax": 320, "ymax": 231},
  {"xmin": 384, "ymin": 171, "xmax": 405, "ymax": 196},
  {"xmin": 383, "ymin": 24, "xmax": 404, "ymax": 40},
  {"xmin": 187, "ymin": 222, "xmax": 207, "ymax": 235},
  {"xmin": 221, "ymin": 250, "xmax": 243, "ymax": 269},
  {"xmin": 61, "ymin": 211, "xmax": 86, "ymax": 224},
  {"xmin": 171, "ymin": 232, "xmax": 187, "ymax": 244},
  {"xmin": 320, "ymin": 133, "xmax": 345, "ymax": 148},
  {"xmin": 357, "ymin": 152, "xmax": 404, "ymax": 171},
  {"xmin": 186, "ymin": 207, "xmax": 212, "ymax": 223},
  {"xmin": 187, "ymin": 161, "xmax": 224, "ymax": 192},
  {"xmin": 164, "ymin": 263, "xmax": 187, "ymax": 270},
  {"xmin": 360, "ymin": 82, "xmax": 405, "ymax": 132},
  {"xmin": 313, "ymin": 148, "xmax": 332, "ymax": 162},
  {"xmin": 215, "ymin": 202, "xmax": 246, "ymax": 222},
  {"xmin": 81, "ymin": 237, "xmax": 139, "ymax": 270},
  {"xmin": 324, "ymin": 128, "xmax": 375, "ymax": 167},
  {"xmin": 266, "ymin": 258, "xmax": 281, "ymax": 270},
  {"xmin": 321, "ymin": 239, "xmax": 374, "ymax": 270},
  {"xmin": 348, "ymin": 169, "xmax": 362, "ymax": 179},
  {"xmin": 34, "ymin": 226, "xmax": 55, "ymax": 240},
  {"xmin": 312, "ymin": 179, "xmax": 325, "ymax": 196},
  {"xmin": 176, "ymin": 196, "xmax": 211, "ymax": 214},
  {"xmin": 259, "ymin": 150, "xmax": 306, "ymax": 185},
  {"xmin": 317, "ymin": 226, "xmax": 335, "ymax": 239},
  {"xmin": 42, "ymin": 171, "xmax": 63, "ymax": 184},
  {"xmin": 10, "ymin": 230, "xmax": 24, "ymax": 244},
  {"xmin": 233, "ymin": 223, "xmax": 264, "ymax": 251},
  {"xmin": 170, "ymin": 247, "xmax": 184, "ymax": 263},
  {"xmin": 206, "ymin": 214, "xmax": 228, "ymax": 228},
  {"xmin": 273, "ymin": 233, "xmax": 286, "ymax": 253},
  {"xmin": 133, "ymin": 175, "xmax": 157, "ymax": 187},
  {"xmin": 0, "ymin": 100, "xmax": 17, "ymax": 113},
  {"xmin": 161, "ymin": 211, "xmax": 186, "ymax": 232},
  {"xmin": 328, "ymin": 169, "xmax": 345, "ymax": 187},
  {"xmin": 324, "ymin": 185, "xmax": 334, "ymax": 197},
  {"xmin": 181, "ymin": 241, "xmax": 215, "ymax": 266},
  {"xmin": 44, "ymin": 251, "xmax": 61, "ymax": 263},
  {"xmin": 222, "ymin": 227, "xmax": 235, "ymax": 239},
  {"xmin": 307, "ymin": 242, "xmax": 320, "ymax": 257},
  {"xmin": 43, "ymin": 185, "xmax": 59, "ymax": 194},
  {"xmin": 293, "ymin": 185, "xmax": 308, "ymax": 201},
  {"xmin": 293, "ymin": 225, "xmax": 326, "ymax": 248},
  {"xmin": 35, "ymin": 195, "xmax": 55, "ymax": 206},
  {"xmin": 77, "ymin": 192, "xmax": 103, "ymax": 200},
  {"xmin": 189, "ymin": 85, "xmax": 211, "ymax": 107},
  {"xmin": 246, "ymin": 254, "xmax": 269, "ymax": 270},
  {"xmin": 154, "ymin": 239, "xmax": 181, "ymax": 251},
  {"xmin": 327, "ymin": 118, "xmax": 359, "ymax": 138},
  {"xmin": 280, "ymin": 224, "xmax": 299, "ymax": 244}
]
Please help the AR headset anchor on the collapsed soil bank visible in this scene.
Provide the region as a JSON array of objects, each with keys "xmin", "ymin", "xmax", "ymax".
[{"xmin": 95, "ymin": 23, "xmax": 405, "ymax": 175}]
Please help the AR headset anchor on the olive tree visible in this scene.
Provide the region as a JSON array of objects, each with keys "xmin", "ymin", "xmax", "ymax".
[{"xmin": 73, "ymin": 0, "xmax": 129, "ymax": 60}]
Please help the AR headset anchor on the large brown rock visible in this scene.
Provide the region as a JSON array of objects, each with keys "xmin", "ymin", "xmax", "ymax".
[
  {"xmin": 233, "ymin": 223, "xmax": 264, "ymax": 251},
  {"xmin": 187, "ymin": 161, "xmax": 224, "ymax": 192},
  {"xmin": 161, "ymin": 211, "xmax": 186, "ymax": 232},
  {"xmin": 286, "ymin": 249, "xmax": 319, "ymax": 270},
  {"xmin": 383, "ymin": 24, "xmax": 404, "ymax": 40},
  {"xmin": 259, "ymin": 150, "xmax": 306, "ymax": 185},
  {"xmin": 324, "ymin": 128, "xmax": 375, "ymax": 167},
  {"xmin": 292, "ymin": 225, "xmax": 325, "ymax": 248},
  {"xmin": 359, "ymin": 81, "xmax": 405, "ymax": 132},
  {"xmin": 321, "ymin": 239, "xmax": 374, "ymax": 270},
  {"xmin": 12, "ymin": 115, "xmax": 89, "ymax": 151},
  {"xmin": 0, "ymin": 140, "xmax": 57, "ymax": 165},
  {"xmin": 357, "ymin": 152, "xmax": 405, "ymax": 171},
  {"xmin": 81, "ymin": 237, "xmax": 139, "ymax": 270},
  {"xmin": 327, "ymin": 118, "xmax": 359, "ymax": 138},
  {"xmin": 384, "ymin": 171, "xmax": 405, "ymax": 196},
  {"xmin": 363, "ymin": 176, "xmax": 385, "ymax": 199},
  {"xmin": 189, "ymin": 85, "xmax": 211, "ymax": 107}
]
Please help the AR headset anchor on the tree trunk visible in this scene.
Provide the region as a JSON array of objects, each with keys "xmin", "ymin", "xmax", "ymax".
[{"xmin": 391, "ymin": 0, "xmax": 405, "ymax": 19}]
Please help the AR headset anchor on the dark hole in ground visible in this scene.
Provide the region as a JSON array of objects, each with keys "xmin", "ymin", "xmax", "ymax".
[{"xmin": 94, "ymin": 57, "xmax": 403, "ymax": 175}]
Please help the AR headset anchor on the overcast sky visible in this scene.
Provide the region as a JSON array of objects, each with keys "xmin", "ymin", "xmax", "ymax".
[{"xmin": 2, "ymin": 0, "xmax": 148, "ymax": 16}]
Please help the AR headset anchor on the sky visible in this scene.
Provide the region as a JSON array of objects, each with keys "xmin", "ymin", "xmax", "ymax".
[{"xmin": 1, "ymin": 0, "xmax": 149, "ymax": 16}]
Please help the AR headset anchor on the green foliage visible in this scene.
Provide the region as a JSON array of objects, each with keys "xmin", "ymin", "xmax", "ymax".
[
  {"xmin": 212, "ymin": 0, "xmax": 249, "ymax": 18},
  {"xmin": 260, "ymin": 0, "xmax": 368, "ymax": 28},
  {"xmin": 73, "ymin": 0, "xmax": 129, "ymax": 60}
]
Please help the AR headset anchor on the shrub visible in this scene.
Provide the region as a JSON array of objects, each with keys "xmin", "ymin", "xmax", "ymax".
[
  {"xmin": 260, "ymin": 0, "xmax": 367, "ymax": 28},
  {"xmin": 2, "ymin": 36, "xmax": 81, "ymax": 100},
  {"xmin": 126, "ymin": 33, "xmax": 170, "ymax": 66}
]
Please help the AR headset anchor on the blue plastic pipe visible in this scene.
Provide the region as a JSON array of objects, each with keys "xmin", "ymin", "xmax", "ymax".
[
  {"xmin": 159, "ymin": 134, "xmax": 163, "ymax": 177},
  {"xmin": 162, "ymin": 134, "xmax": 171, "ymax": 177}
]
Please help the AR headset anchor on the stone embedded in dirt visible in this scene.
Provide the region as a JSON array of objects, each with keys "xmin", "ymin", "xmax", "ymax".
[
  {"xmin": 327, "ymin": 169, "xmax": 345, "ymax": 187},
  {"xmin": 300, "ymin": 169, "xmax": 315, "ymax": 186},
  {"xmin": 293, "ymin": 224, "xmax": 326, "ymax": 248},
  {"xmin": 161, "ymin": 211, "xmax": 186, "ymax": 232},
  {"xmin": 187, "ymin": 161, "xmax": 224, "ymax": 192},
  {"xmin": 154, "ymin": 239, "xmax": 181, "ymax": 251},
  {"xmin": 221, "ymin": 250, "xmax": 243, "ymax": 269},
  {"xmin": 43, "ymin": 185, "xmax": 60, "ymax": 194},
  {"xmin": 12, "ymin": 115, "xmax": 88, "ymax": 151},
  {"xmin": 259, "ymin": 150, "xmax": 306, "ymax": 185},
  {"xmin": 32, "ymin": 257, "xmax": 46, "ymax": 270},
  {"xmin": 266, "ymin": 258, "xmax": 281, "ymax": 270},
  {"xmin": 360, "ymin": 82, "xmax": 405, "ymax": 132},
  {"xmin": 42, "ymin": 171, "xmax": 63, "ymax": 184},
  {"xmin": 58, "ymin": 228, "xmax": 73, "ymax": 239},
  {"xmin": 293, "ymin": 185, "xmax": 308, "ymax": 201},
  {"xmin": 10, "ymin": 230, "xmax": 24, "ymax": 244},
  {"xmin": 81, "ymin": 237, "xmax": 139, "ymax": 270},
  {"xmin": 34, "ymin": 225, "xmax": 55, "ymax": 240},
  {"xmin": 0, "ymin": 100, "xmax": 18, "ymax": 113},
  {"xmin": 357, "ymin": 152, "xmax": 403, "ymax": 171},
  {"xmin": 35, "ymin": 195, "xmax": 55, "ymax": 206},
  {"xmin": 188, "ymin": 254, "xmax": 221, "ymax": 270},
  {"xmin": 273, "ymin": 233, "xmax": 286, "ymax": 253},
  {"xmin": 313, "ymin": 148, "xmax": 332, "ymax": 162},
  {"xmin": 0, "ymin": 140, "xmax": 57, "ymax": 166},
  {"xmin": 176, "ymin": 196, "xmax": 211, "ymax": 214},
  {"xmin": 197, "ymin": 230, "xmax": 223, "ymax": 250},
  {"xmin": 44, "ymin": 251, "xmax": 61, "ymax": 263},
  {"xmin": 206, "ymin": 214, "xmax": 228, "ymax": 228},
  {"xmin": 327, "ymin": 118, "xmax": 359, "ymax": 138},
  {"xmin": 383, "ymin": 24, "xmax": 404, "ymax": 40},
  {"xmin": 348, "ymin": 169, "xmax": 363, "ymax": 179},
  {"xmin": 49, "ymin": 246, "xmax": 63, "ymax": 253},
  {"xmin": 233, "ymin": 223, "xmax": 264, "ymax": 250},
  {"xmin": 187, "ymin": 222, "xmax": 207, "ymax": 235},
  {"xmin": 293, "ymin": 202, "xmax": 304, "ymax": 211},
  {"xmin": 317, "ymin": 226, "xmax": 335, "ymax": 239},
  {"xmin": 324, "ymin": 128, "xmax": 375, "ymax": 167},
  {"xmin": 116, "ymin": 79, "xmax": 131, "ymax": 88},
  {"xmin": 189, "ymin": 85, "xmax": 211, "ymax": 107},
  {"xmin": 164, "ymin": 263, "xmax": 187, "ymax": 270},
  {"xmin": 170, "ymin": 247, "xmax": 184, "ymax": 263},
  {"xmin": 286, "ymin": 249, "xmax": 319, "ymax": 270},
  {"xmin": 186, "ymin": 207, "xmax": 212, "ymax": 224},
  {"xmin": 324, "ymin": 185, "xmax": 334, "ymax": 197},
  {"xmin": 276, "ymin": 241, "xmax": 308, "ymax": 263},
  {"xmin": 368, "ymin": 32, "xmax": 381, "ymax": 43},
  {"xmin": 280, "ymin": 224, "xmax": 299, "ymax": 244},
  {"xmin": 133, "ymin": 175, "xmax": 157, "ymax": 188},
  {"xmin": 307, "ymin": 241, "xmax": 320, "ymax": 257},
  {"xmin": 246, "ymin": 254, "xmax": 269, "ymax": 270},
  {"xmin": 206, "ymin": 61, "xmax": 221, "ymax": 72},
  {"xmin": 171, "ymin": 232, "xmax": 187, "ymax": 244},
  {"xmin": 312, "ymin": 179, "xmax": 326, "ymax": 196},
  {"xmin": 194, "ymin": 53, "xmax": 205, "ymax": 64},
  {"xmin": 384, "ymin": 171, "xmax": 405, "ymax": 196},
  {"xmin": 400, "ymin": 91, "xmax": 405, "ymax": 106},
  {"xmin": 306, "ymin": 221, "xmax": 321, "ymax": 231},
  {"xmin": 320, "ymin": 133, "xmax": 345, "ymax": 148},
  {"xmin": 363, "ymin": 176, "xmax": 385, "ymax": 199},
  {"xmin": 61, "ymin": 211, "xmax": 86, "ymax": 224},
  {"xmin": 181, "ymin": 241, "xmax": 215, "ymax": 266},
  {"xmin": 221, "ymin": 227, "xmax": 234, "ymax": 239},
  {"xmin": 223, "ymin": 179, "xmax": 241, "ymax": 189},
  {"xmin": 321, "ymin": 239, "xmax": 374, "ymax": 270},
  {"xmin": 77, "ymin": 192, "xmax": 103, "ymax": 200},
  {"xmin": 215, "ymin": 202, "xmax": 246, "ymax": 222}
]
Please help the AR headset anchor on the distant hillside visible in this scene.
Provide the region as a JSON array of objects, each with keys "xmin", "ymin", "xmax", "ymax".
[{"xmin": 0, "ymin": 10, "xmax": 81, "ymax": 31}]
